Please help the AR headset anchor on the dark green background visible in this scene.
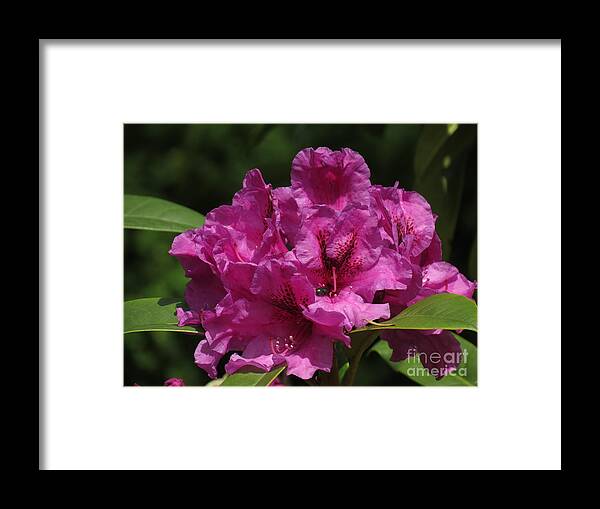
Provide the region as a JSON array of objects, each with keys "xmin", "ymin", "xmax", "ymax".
[{"xmin": 124, "ymin": 124, "xmax": 477, "ymax": 386}]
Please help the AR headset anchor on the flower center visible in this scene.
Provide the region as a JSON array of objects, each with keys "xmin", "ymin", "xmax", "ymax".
[
  {"xmin": 315, "ymin": 286, "xmax": 329, "ymax": 297},
  {"xmin": 315, "ymin": 266, "xmax": 339, "ymax": 297},
  {"xmin": 269, "ymin": 320, "xmax": 311, "ymax": 355}
]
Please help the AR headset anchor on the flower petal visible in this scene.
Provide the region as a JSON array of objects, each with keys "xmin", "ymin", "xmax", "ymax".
[
  {"xmin": 225, "ymin": 337, "xmax": 284, "ymax": 375},
  {"xmin": 273, "ymin": 186, "xmax": 301, "ymax": 246},
  {"xmin": 381, "ymin": 329, "xmax": 463, "ymax": 380},
  {"xmin": 284, "ymin": 334, "xmax": 334, "ymax": 379},
  {"xmin": 194, "ymin": 339, "xmax": 223, "ymax": 379},
  {"xmin": 349, "ymin": 247, "xmax": 413, "ymax": 303},
  {"xmin": 291, "ymin": 147, "xmax": 371, "ymax": 211},
  {"xmin": 311, "ymin": 290, "xmax": 390, "ymax": 331}
]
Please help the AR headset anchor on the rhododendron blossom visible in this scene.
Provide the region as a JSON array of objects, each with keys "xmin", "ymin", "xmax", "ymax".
[{"xmin": 170, "ymin": 147, "xmax": 476, "ymax": 382}]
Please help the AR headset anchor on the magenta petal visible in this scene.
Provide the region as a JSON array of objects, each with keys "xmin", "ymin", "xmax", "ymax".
[
  {"xmin": 194, "ymin": 339, "xmax": 223, "ymax": 379},
  {"xmin": 250, "ymin": 258, "xmax": 313, "ymax": 306},
  {"xmin": 169, "ymin": 228, "xmax": 215, "ymax": 278},
  {"xmin": 233, "ymin": 168, "xmax": 275, "ymax": 221},
  {"xmin": 273, "ymin": 186, "xmax": 301, "ymax": 246},
  {"xmin": 284, "ymin": 334, "xmax": 334, "ymax": 379},
  {"xmin": 225, "ymin": 337, "xmax": 283, "ymax": 375},
  {"xmin": 176, "ymin": 307, "xmax": 201, "ymax": 326},
  {"xmin": 220, "ymin": 262, "xmax": 257, "ymax": 299},
  {"xmin": 294, "ymin": 206, "xmax": 337, "ymax": 272},
  {"xmin": 311, "ymin": 290, "xmax": 390, "ymax": 331},
  {"xmin": 201, "ymin": 295, "xmax": 251, "ymax": 353},
  {"xmin": 184, "ymin": 274, "xmax": 226, "ymax": 313},
  {"xmin": 303, "ymin": 302, "xmax": 350, "ymax": 345},
  {"xmin": 225, "ymin": 353, "xmax": 278, "ymax": 374},
  {"xmin": 371, "ymin": 186, "xmax": 436, "ymax": 257},
  {"xmin": 291, "ymin": 147, "xmax": 371, "ymax": 211},
  {"xmin": 164, "ymin": 378, "xmax": 185, "ymax": 386},
  {"xmin": 251, "ymin": 220, "xmax": 288, "ymax": 262},
  {"xmin": 206, "ymin": 205, "xmax": 264, "ymax": 259},
  {"xmin": 420, "ymin": 262, "xmax": 477, "ymax": 300},
  {"xmin": 381, "ymin": 262, "xmax": 423, "ymax": 316},
  {"xmin": 241, "ymin": 168, "xmax": 268, "ymax": 191},
  {"xmin": 451, "ymin": 273, "xmax": 477, "ymax": 298},
  {"xmin": 413, "ymin": 231, "xmax": 443, "ymax": 266},
  {"xmin": 326, "ymin": 207, "xmax": 382, "ymax": 273},
  {"xmin": 349, "ymin": 247, "xmax": 413, "ymax": 303},
  {"xmin": 294, "ymin": 206, "xmax": 383, "ymax": 293},
  {"xmin": 381, "ymin": 329, "xmax": 463, "ymax": 380}
]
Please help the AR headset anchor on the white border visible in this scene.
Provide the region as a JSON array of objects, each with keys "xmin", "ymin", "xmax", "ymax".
[{"xmin": 41, "ymin": 41, "xmax": 561, "ymax": 470}]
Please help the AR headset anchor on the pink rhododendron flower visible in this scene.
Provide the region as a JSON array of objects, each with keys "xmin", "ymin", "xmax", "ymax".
[
  {"xmin": 412, "ymin": 261, "xmax": 477, "ymax": 304},
  {"xmin": 294, "ymin": 206, "xmax": 412, "ymax": 303},
  {"xmin": 224, "ymin": 258, "xmax": 350, "ymax": 379},
  {"xmin": 370, "ymin": 184, "xmax": 435, "ymax": 258},
  {"xmin": 170, "ymin": 147, "xmax": 476, "ymax": 382},
  {"xmin": 291, "ymin": 147, "xmax": 371, "ymax": 212}
]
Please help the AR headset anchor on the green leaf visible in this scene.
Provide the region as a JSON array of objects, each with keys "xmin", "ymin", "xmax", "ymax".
[
  {"xmin": 220, "ymin": 365, "xmax": 286, "ymax": 387},
  {"xmin": 370, "ymin": 333, "xmax": 477, "ymax": 386},
  {"xmin": 414, "ymin": 124, "xmax": 476, "ymax": 182},
  {"xmin": 413, "ymin": 124, "xmax": 476, "ymax": 257},
  {"xmin": 124, "ymin": 194, "xmax": 205, "ymax": 233},
  {"xmin": 124, "ymin": 297, "xmax": 201, "ymax": 335},
  {"xmin": 338, "ymin": 361, "xmax": 350, "ymax": 381},
  {"xmin": 353, "ymin": 293, "xmax": 477, "ymax": 334}
]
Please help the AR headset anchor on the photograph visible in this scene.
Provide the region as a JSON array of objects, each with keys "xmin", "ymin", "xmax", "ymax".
[
  {"xmin": 124, "ymin": 124, "xmax": 478, "ymax": 387},
  {"xmin": 42, "ymin": 39, "xmax": 560, "ymax": 470}
]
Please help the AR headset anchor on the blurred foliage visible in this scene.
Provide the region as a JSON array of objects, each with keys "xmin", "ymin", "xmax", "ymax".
[{"xmin": 124, "ymin": 124, "xmax": 477, "ymax": 386}]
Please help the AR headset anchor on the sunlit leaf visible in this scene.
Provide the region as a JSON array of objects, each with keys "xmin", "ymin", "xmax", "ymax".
[
  {"xmin": 220, "ymin": 365, "xmax": 286, "ymax": 387},
  {"xmin": 353, "ymin": 293, "xmax": 477, "ymax": 334},
  {"xmin": 124, "ymin": 297, "xmax": 201, "ymax": 335},
  {"xmin": 413, "ymin": 124, "xmax": 476, "ymax": 257},
  {"xmin": 124, "ymin": 195, "xmax": 205, "ymax": 233}
]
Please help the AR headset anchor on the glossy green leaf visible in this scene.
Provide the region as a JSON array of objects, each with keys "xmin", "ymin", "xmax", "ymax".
[
  {"xmin": 124, "ymin": 297, "xmax": 201, "ymax": 335},
  {"xmin": 353, "ymin": 293, "xmax": 477, "ymax": 334},
  {"xmin": 124, "ymin": 194, "xmax": 205, "ymax": 233},
  {"xmin": 370, "ymin": 333, "xmax": 477, "ymax": 386},
  {"xmin": 220, "ymin": 364, "xmax": 286, "ymax": 387}
]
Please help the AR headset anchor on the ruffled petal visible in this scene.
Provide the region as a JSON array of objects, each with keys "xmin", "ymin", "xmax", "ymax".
[
  {"xmin": 273, "ymin": 186, "xmax": 301, "ymax": 246},
  {"xmin": 194, "ymin": 339, "xmax": 223, "ymax": 379},
  {"xmin": 291, "ymin": 147, "xmax": 371, "ymax": 211},
  {"xmin": 311, "ymin": 290, "xmax": 390, "ymax": 331},
  {"xmin": 284, "ymin": 334, "xmax": 334, "ymax": 379},
  {"xmin": 349, "ymin": 247, "xmax": 413, "ymax": 303},
  {"xmin": 225, "ymin": 337, "xmax": 284, "ymax": 375},
  {"xmin": 409, "ymin": 262, "xmax": 477, "ymax": 305}
]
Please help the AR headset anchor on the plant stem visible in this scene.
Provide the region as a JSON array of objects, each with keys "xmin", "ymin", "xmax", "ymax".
[
  {"xmin": 341, "ymin": 331, "xmax": 380, "ymax": 386},
  {"xmin": 342, "ymin": 358, "xmax": 361, "ymax": 386}
]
